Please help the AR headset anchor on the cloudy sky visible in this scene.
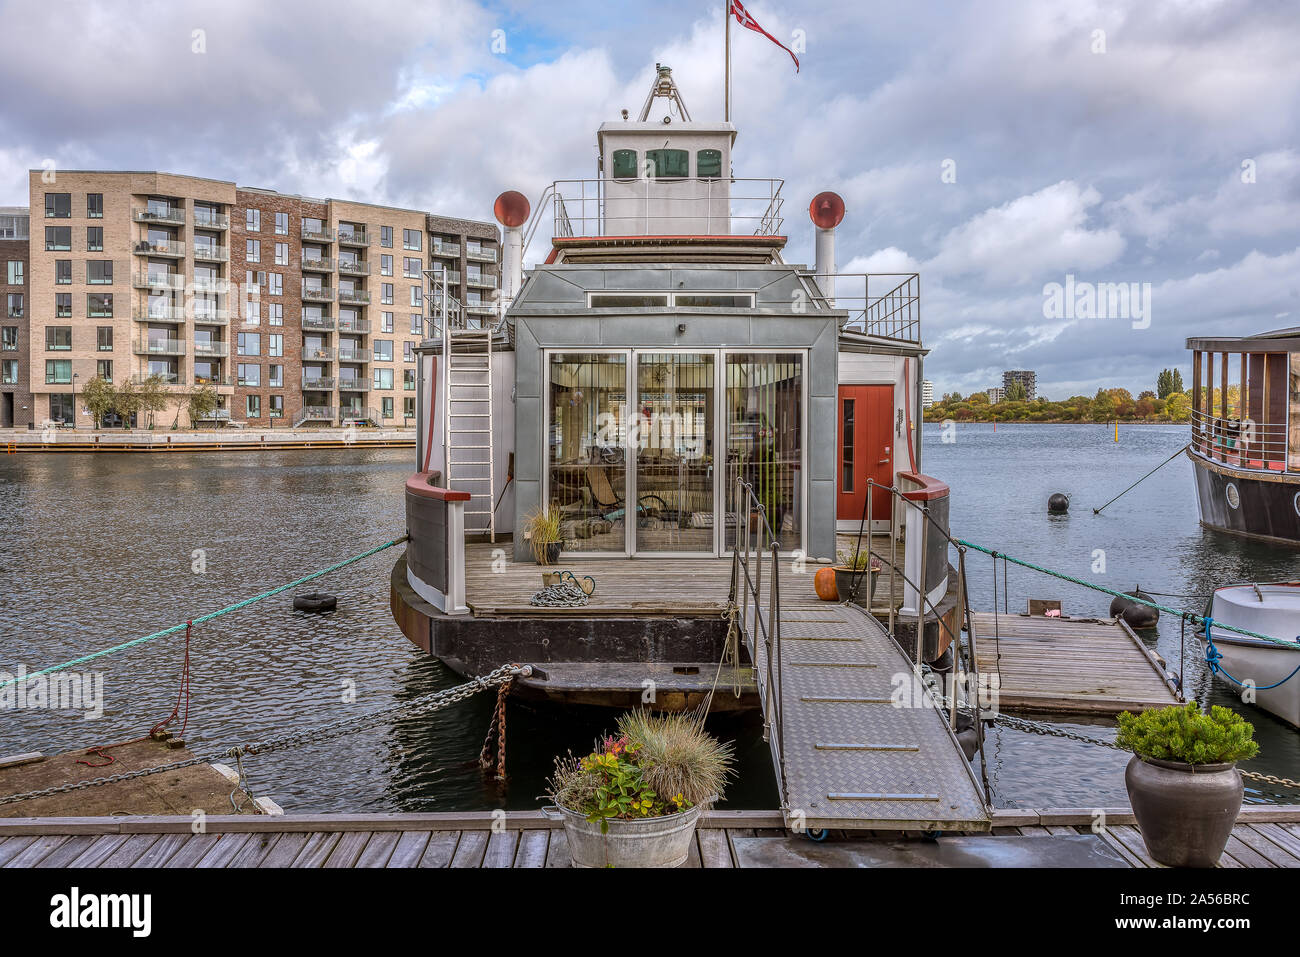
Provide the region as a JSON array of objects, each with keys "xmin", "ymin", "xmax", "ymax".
[{"xmin": 1, "ymin": 0, "xmax": 1296, "ymax": 398}]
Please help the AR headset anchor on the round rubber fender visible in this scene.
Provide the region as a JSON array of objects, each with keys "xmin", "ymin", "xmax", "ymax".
[{"xmin": 294, "ymin": 592, "xmax": 337, "ymax": 613}]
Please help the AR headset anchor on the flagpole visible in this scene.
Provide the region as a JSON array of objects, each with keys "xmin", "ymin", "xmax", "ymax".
[{"xmin": 724, "ymin": 0, "xmax": 731, "ymax": 122}]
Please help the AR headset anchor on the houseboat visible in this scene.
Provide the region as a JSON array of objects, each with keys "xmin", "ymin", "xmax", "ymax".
[
  {"xmin": 1186, "ymin": 328, "xmax": 1300, "ymax": 546},
  {"xmin": 389, "ymin": 65, "xmax": 954, "ymax": 710}
]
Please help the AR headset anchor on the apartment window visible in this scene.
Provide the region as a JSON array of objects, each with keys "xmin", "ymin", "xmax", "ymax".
[
  {"xmin": 1, "ymin": 359, "xmax": 17, "ymax": 384},
  {"xmin": 45, "ymin": 193, "xmax": 71, "ymax": 218},
  {"xmin": 49, "ymin": 393, "xmax": 75, "ymax": 423},
  {"xmin": 1, "ymin": 327, "xmax": 17, "ymax": 350},
  {"xmin": 97, "ymin": 326, "xmax": 113, "ymax": 351},
  {"xmin": 403, "ymin": 257, "xmax": 420, "ymax": 279},
  {"xmin": 381, "ymin": 283, "xmax": 393, "ymax": 305},
  {"xmin": 381, "ymin": 397, "xmax": 393, "ymax": 419},
  {"xmin": 55, "ymin": 260, "xmax": 71, "ymax": 284},
  {"xmin": 45, "ymin": 359, "xmax": 72, "ymax": 384},
  {"xmin": 410, "ymin": 314, "xmax": 422, "ymax": 335},
  {"xmin": 244, "ymin": 300, "xmax": 260, "ymax": 324},
  {"xmin": 410, "ymin": 286, "xmax": 422, "ymax": 307},
  {"xmin": 404, "ymin": 341, "xmax": 415, "ymax": 363},
  {"xmin": 268, "ymin": 334, "xmax": 283, "ymax": 357},
  {"xmin": 87, "ymin": 261, "xmax": 113, "ymax": 284},
  {"xmin": 96, "ymin": 359, "xmax": 112, "ymax": 382},
  {"xmin": 374, "ymin": 340, "xmax": 393, "ymax": 362},
  {"xmin": 246, "ymin": 394, "xmax": 261, "ymax": 417},
  {"xmin": 380, "ymin": 254, "xmax": 393, "ymax": 276},
  {"xmin": 6, "ymin": 261, "xmax": 22, "ymax": 284},
  {"xmin": 269, "ymin": 394, "xmax": 283, "ymax": 418},
  {"xmin": 55, "ymin": 293, "xmax": 71, "ymax": 318},
  {"xmin": 268, "ymin": 303, "xmax": 283, "ymax": 326},
  {"xmin": 373, "ymin": 368, "xmax": 394, "ymax": 390},
  {"xmin": 380, "ymin": 226, "xmax": 393, "ymax": 248},
  {"xmin": 403, "ymin": 396, "xmax": 415, "ymax": 419},
  {"xmin": 268, "ymin": 364, "xmax": 283, "ymax": 387},
  {"xmin": 87, "ymin": 293, "xmax": 113, "ymax": 318},
  {"xmin": 275, "ymin": 212, "xmax": 288, "ymax": 235},
  {"xmin": 45, "ymin": 227, "xmax": 71, "ymax": 251},
  {"xmin": 87, "ymin": 227, "xmax": 103, "ymax": 251},
  {"xmin": 246, "ymin": 239, "xmax": 260, "ymax": 263},
  {"xmin": 403, "ymin": 368, "xmax": 416, "ymax": 390},
  {"xmin": 268, "ymin": 273, "xmax": 283, "ymax": 296},
  {"xmin": 6, "ymin": 294, "xmax": 22, "ymax": 318},
  {"xmin": 237, "ymin": 332, "xmax": 260, "ymax": 356},
  {"xmin": 403, "ymin": 229, "xmax": 421, "ymax": 251},
  {"xmin": 381, "ymin": 312, "xmax": 393, "ymax": 333},
  {"xmin": 237, "ymin": 363, "xmax": 260, "ymax": 387},
  {"xmin": 46, "ymin": 326, "xmax": 72, "ymax": 350},
  {"xmin": 246, "ymin": 208, "xmax": 260, "ymax": 231},
  {"xmin": 274, "ymin": 242, "xmax": 288, "ymax": 266},
  {"xmin": 87, "ymin": 193, "xmax": 104, "ymax": 218}
]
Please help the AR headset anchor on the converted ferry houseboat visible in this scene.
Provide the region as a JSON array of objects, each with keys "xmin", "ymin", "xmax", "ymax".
[
  {"xmin": 1187, "ymin": 328, "xmax": 1300, "ymax": 546},
  {"xmin": 389, "ymin": 67, "xmax": 956, "ymax": 709}
]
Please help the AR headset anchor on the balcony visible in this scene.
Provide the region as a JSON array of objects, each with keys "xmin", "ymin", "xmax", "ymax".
[
  {"xmin": 303, "ymin": 346, "xmax": 336, "ymax": 361},
  {"xmin": 134, "ymin": 339, "xmax": 186, "ymax": 356},
  {"xmin": 194, "ymin": 375, "xmax": 234, "ymax": 387},
  {"xmin": 337, "ymin": 288, "xmax": 370, "ymax": 305},
  {"xmin": 302, "ymin": 376, "xmax": 336, "ymax": 390},
  {"xmin": 130, "ymin": 372, "xmax": 180, "ymax": 385},
  {"xmin": 430, "ymin": 269, "xmax": 461, "ymax": 285},
  {"xmin": 337, "ymin": 229, "xmax": 370, "ymax": 247},
  {"xmin": 134, "ymin": 206, "xmax": 186, "ymax": 226},
  {"xmin": 302, "ymin": 224, "xmax": 335, "ymax": 243},
  {"xmin": 192, "ymin": 308, "xmax": 231, "ymax": 326},
  {"xmin": 466, "ymin": 273, "xmax": 497, "ymax": 289},
  {"xmin": 337, "ymin": 378, "xmax": 371, "ymax": 392},
  {"xmin": 194, "ymin": 341, "xmax": 229, "ymax": 357},
  {"xmin": 431, "ymin": 242, "xmax": 460, "ymax": 258},
  {"xmin": 193, "ymin": 244, "xmax": 229, "ymax": 263},
  {"xmin": 302, "ymin": 285, "xmax": 335, "ymax": 303},
  {"xmin": 133, "ymin": 238, "xmax": 185, "ymax": 258},
  {"xmin": 338, "ymin": 348, "xmax": 373, "ymax": 363},
  {"xmin": 193, "ymin": 210, "xmax": 230, "ymax": 230},
  {"xmin": 132, "ymin": 272, "xmax": 185, "ymax": 291},
  {"xmin": 301, "ymin": 255, "xmax": 334, "ymax": 272},
  {"xmin": 301, "ymin": 315, "xmax": 335, "ymax": 332},
  {"xmin": 337, "ymin": 259, "xmax": 370, "ymax": 276},
  {"xmin": 336, "ymin": 316, "xmax": 370, "ymax": 334},
  {"xmin": 193, "ymin": 407, "xmax": 232, "ymax": 421},
  {"xmin": 466, "ymin": 246, "xmax": 498, "ymax": 263},
  {"xmin": 192, "ymin": 276, "xmax": 229, "ymax": 294},
  {"xmin": 133, "ymin": 305, "xmax": 186, "ymax": 322},
  {"xmin": 295, "ymin": 405, "xmax": 337, "ymax": 426},
  {"xmin": 464, "ymin": 303, "xmax": 497, "ymax": 316}
]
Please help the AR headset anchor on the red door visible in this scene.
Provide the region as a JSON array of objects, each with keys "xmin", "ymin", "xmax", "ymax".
[{"xmin": 837, "ymin": 385, "xmax": 894, "ymax": 522}]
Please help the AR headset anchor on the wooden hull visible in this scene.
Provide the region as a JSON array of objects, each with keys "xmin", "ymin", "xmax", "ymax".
[{"xmin": 1190, "ymin": 453, "xmax": 1300, "ymax": 547}]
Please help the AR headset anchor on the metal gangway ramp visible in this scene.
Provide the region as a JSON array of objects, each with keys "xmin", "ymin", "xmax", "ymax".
[{"xmin": 729, "ymin": 481, "xmax": 991, "ymax": 833}]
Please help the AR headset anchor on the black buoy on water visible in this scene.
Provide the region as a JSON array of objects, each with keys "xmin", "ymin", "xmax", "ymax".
[
  {"xmin": 1110, "ymin": 587, "xmax": 1159, "ymax": 629},
  {"xmin": 1048, "ymin": 493, "xmax": 1070, "ymax": 514},
  {"xmin": 294, "ymin": 592, "xmax": 338, "ymax": 613}
]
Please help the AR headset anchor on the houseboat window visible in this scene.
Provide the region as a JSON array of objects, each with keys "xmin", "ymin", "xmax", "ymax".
[
  {"xmin": 841, "ymin": 399, "xmax": 855, "ymax": 492},
  {"xmin": 697, "ymin": 149, "xmax": 722, "ymax": 179},
  {"xmin": 725, "ymin": 353, "xmax": 804, "ymax": 552},
  {"xmin": 589, "ymin": 293, "xmax": 669, "ymax": 308},
  {"xmin": 548, "ymin": 353, "xmax": 629, "ymax": 553},
  {"xmin": 674, "ymin": 294, "xmax": 753, "ymax": 308},
  {"xmin": 646, "ymin": 149, "xmax": 689, "ymax": 178},
  {"xmin": 611, "ymin": 149, "xmax": 638, "ymax": 179}
]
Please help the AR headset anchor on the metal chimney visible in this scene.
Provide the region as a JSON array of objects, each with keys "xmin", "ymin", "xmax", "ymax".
[
  {"xmin": 493, "ymin": 190, "xmax": 531, "ymax": 312},
  {"xmin": 810, "ymin": 191, "xmax": 845, "ymax": 306}
]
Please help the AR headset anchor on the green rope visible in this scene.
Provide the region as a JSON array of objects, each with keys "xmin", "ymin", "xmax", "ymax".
[
  {"xmin": 1, "ymin": 535, "xmax": 410, "ymax": 690},
  {"xmin": 957, "ymin": 539, "xmax": 1299, "ymax": 650}
]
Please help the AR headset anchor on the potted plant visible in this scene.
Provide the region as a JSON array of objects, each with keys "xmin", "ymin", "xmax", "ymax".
[
  {"xmin": 543, "ymin": 710, "xmax": 734, "ymax": 868},
  {"xmin": 524, "ymin": 505, "xmax": 564, "ymax": 565},
  {"xmin": 1116, "ymin": 701, "xmax": 1258, "ymax": 867},
  {"xmin": 832, "ymin": 549, "xmax": 881, "ymax": 607}
]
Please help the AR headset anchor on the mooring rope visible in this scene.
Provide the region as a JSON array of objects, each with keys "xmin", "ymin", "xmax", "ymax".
[{"xmin": 0, "ymin": 535, "xmax": 409, "ymax": 690}]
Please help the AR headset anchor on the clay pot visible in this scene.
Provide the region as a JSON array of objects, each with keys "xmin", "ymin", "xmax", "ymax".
[{"xmin": 1124, "ymin": 755, "xmax": 1242, "ymax": 867}]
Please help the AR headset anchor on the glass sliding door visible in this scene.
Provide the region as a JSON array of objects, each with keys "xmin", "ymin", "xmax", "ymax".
[
  {"xmin": 725, "ymin": 353, "xmax": 804, "ymax": 552},
  {"xmin": 633, "ymin": 352, "xmax": 715, "ymax": 553},
  {"xmin": 547, "ymin": 352, "xmax": 629, "ymax": 552}
]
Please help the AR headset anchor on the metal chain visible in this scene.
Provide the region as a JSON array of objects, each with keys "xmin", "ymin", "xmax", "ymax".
[
  {"xmin": 0, "ymin": 664, "xmax": 528, "ymax": 808},
  {"xmin": 529, "ymin": 581, "xmax": 590, "ymax": 607},
  {"xmin": 478, "ymin": 675, "xmax": 514, "ymax": 780}
]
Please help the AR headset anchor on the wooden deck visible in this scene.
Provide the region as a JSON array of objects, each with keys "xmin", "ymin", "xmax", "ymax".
[
  {"xmin": 971, "ymin": 613, "xmax": 1182, "ymax": 716},
  {"xmin": 2, "ymin": 807, "xmax": 1297, "ymax": 868}
]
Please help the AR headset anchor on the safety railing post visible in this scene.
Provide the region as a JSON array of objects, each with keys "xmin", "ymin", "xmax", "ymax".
[{"xmin": 916, "ymin": 511, "xmax": 928, "ymax": 669}]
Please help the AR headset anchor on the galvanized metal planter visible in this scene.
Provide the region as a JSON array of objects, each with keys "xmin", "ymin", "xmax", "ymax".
[
  {"xmin": 543, "ymin": 802, "xmax": 706, "ymax": 868},
  {"xmin": 1124, "ymin": 755, "xmax": 1243, "ymax": 868}
]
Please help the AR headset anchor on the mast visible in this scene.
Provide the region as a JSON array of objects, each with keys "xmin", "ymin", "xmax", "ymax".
[{"xmin": 724, "ymin": 0, "xmax": 732, "ymax": 121}]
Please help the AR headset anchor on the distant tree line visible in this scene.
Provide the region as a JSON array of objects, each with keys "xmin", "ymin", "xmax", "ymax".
[{"xmin": 926, "ymin": 371, "xmax": 1192, "ymax": 423}]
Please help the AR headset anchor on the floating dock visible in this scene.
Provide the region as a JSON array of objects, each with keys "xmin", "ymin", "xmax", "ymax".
[
  {"xmin": 971, "ymin": 612, "xmax": 1182, "ymax": 716},
  {"xmin": 2, "ymin": 807, "xmax": 1296, "ymax": 868}
]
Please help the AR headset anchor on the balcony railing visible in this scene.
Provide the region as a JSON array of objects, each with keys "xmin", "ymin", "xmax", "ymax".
[
  {"xmin": 341, "ymin": 406, "xmax": 381, "ymax": 426},
  {"xmin": 131, "ymin": 372, "xmax": 180, "ymax": 385},
  {"xmin": 336, "ymin": 317, "xmax": 370, "ymax": 334},
  {"xmin": 192, "ymin": 276, "xmax": 229, "ymax": 294},
  {"xmin": 466, "ymin": 273, "xmax": 497, "ymax": 288},
  {"xmin": 337, "ymin": 288, "xmax": 370, "ymax": 305},
  {"xmin": 133, "ymin": 305, "xmax": 186, "ymax": 322},
  {"xmin": 295, "ymin": 405, "xmax": 337, "ymax": 426},
  {"xmin": 337, "ymin": 378, "xmax": 371, "ymax": 392},
  {"xmin": 302, "ymin": 285, "xmax": 335, "ymax": 302},
  {"xmin": 301, "ymin": 255, "xmax": 334, "ymax": 272},
  {"xmin": 135, "ymin": 207, "xmax": 186, "ymax": 226},
  {"xmin": 132, "ymin": 271, "xmax": 185, "ymax": 290},
  {"xmin": 302, "ymin": 225, "xmax": 335, "ymax": 243},
  {"xmin": 194, "ymin": 341, "xmax": 229, "ymax": 357},
  {"xmin": 431, "ymin": 241, "xmax": 460, "ymax": 258},
  {"xmin": 193, "ymin": 244, "xmax": 229, "ymax": 262},
  {"xmin": 337, "ymin": 230, "xmax": 370, "ymax": 247},
  {"xmin": 133, "ymin": 239, "xmax": 185, "ymax": 258},
  {"xmin": 431, "ymin": 269, "xmax": 461, "ymax": 284},
  {"xmin": 807, "ymin": 272, "xmax": 922, "ymax": 344},
  {"xmin": 303, "ymin": 346, "xmax": 337, "ymax": 361},
  {"xmin": 192, "ymin": 308, "xmax": 230, "ymax": 325},
  {"xmin": 301, "ymin": 315, "xmax": 335, "ymax": 331},
  {"xmin": 337, "ymin": 259, "xmax": 370, "ymax": 276},
  {"xmin": 193, "ymin": 407, "xmax": 233, "ymax": 421},
  {"xmin": 465, "ymin": 246, "xmax": 498, "ymax": 263},
  {"xmin": 1190, "ymin": 410, "xmax": 1291, "ymax": 473},
  {"xmin": 464, "ymin": 303, "xmax": 496, "ymax": 316},
  {"xmin": 302, "ymin": 376, "xmax": 336, "ymax": 390},
  {"xmin": 193, "ymin": 211, "xmax": 230, "ymax": 230},
  {"xmin": 134, "ymin": 339, "xmax": 186, "ymax": 356},
  {"xmin": 193, "ymin": 375, "xmax": 234, "ymax": 387},
  {"xmin": 338, "ymin": 348, "xmax": 373, "ymax": 363}
]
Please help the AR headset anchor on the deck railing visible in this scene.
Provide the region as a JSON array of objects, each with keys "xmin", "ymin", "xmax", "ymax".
[
  {"xmin": 807, "ymin": 273, "xmax": 921, "ymax": 343},
  {"xmin": 1190, "ymin": 409, "xmax": 1290, "ymax": 472}
]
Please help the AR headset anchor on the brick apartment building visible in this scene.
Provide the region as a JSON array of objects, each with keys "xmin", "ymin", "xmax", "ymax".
[
  {"xmin": 9, "ymin": 170, "xmax": 499, "ymax": 429},
  {"xmin": 1002, "ymin": 369, "xmax": 1037, "ymax": 401},
  {"xmin": 1, "ymin": 207, "xmax": 31, "ymax": 427}
]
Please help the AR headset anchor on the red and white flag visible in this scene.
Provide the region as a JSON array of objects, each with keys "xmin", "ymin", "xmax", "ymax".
[{"xmin": 730, "ymin": 0, "xmax": 799, "ymax": 73}]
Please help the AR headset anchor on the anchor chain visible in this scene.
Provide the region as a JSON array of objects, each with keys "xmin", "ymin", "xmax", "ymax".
[
  {"xmin": 479, "ymin": 673, "xmax": 515, "ymax": 781},
  {"xmin": 529, "ymin": 580, "xmax": 590, "ymax": 607}
]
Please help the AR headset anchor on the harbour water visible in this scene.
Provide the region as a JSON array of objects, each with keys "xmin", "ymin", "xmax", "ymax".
[{"xmin": 0, "ymin": 427, "xmax": 1295, "ymax": 813}]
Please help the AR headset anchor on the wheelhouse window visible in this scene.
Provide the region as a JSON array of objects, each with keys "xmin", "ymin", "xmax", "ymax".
[
  {"xmin": 674, "ymin": 293, "xmax": 754, "ymax": 308},
  {"xmin": 611, "ymin": 149, "xmax": 638, "ymax": 179},
  {"xmin": 646, "ymin": 148, "xmax": 688, "ymax": 178},
  {"xmin": 697, "ymin": 149, "xmax": 722, "ymax": 179},
  {"xmin": 589, "ymin": 293, "xmax": 669, "ymax": 308}
]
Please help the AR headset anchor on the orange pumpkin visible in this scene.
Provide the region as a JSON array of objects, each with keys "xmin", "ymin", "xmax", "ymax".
[{"xmin": 814, "ymin": 566, "xmax": 838, "ymax": 601}]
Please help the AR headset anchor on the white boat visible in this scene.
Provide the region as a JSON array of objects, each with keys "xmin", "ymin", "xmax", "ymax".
[{"xmin": 1204, "ymin": 582, "xmax": 1300, "ymax": 727}]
